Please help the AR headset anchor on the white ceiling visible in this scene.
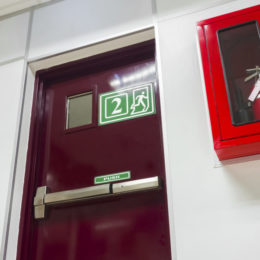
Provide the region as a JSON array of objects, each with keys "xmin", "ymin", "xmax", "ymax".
[{"xmin": 0, "ymin": 0, "xmax": 52, "ymax": 17}]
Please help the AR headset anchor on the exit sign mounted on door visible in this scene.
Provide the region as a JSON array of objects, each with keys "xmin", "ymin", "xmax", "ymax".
[{"xmin": 99, "ymin": 83, "xmax": 156, "ymax": 125}]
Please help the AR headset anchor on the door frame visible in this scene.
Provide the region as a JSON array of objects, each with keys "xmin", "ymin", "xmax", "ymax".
[{"xmin": 3, "ymin": 27, "xmax": 175, "ymax": 260}]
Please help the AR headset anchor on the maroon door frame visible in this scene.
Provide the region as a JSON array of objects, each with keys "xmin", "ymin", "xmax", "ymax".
[{"xmin": 17, "ymin": 40, "xmax": 172, "ymax": 260}]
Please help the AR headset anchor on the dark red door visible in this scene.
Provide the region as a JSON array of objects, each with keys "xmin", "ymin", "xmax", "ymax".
[{"xmin": 18, "ymin": 40, "xmax": 172, "ymax": 260}]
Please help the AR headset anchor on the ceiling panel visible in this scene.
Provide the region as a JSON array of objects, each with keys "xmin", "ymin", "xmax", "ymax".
[{"xmin": 0, "ymin": 0, "xmax": 52, "ymax": 17}]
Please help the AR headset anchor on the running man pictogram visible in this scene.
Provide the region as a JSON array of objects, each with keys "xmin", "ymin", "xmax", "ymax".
[{"xmin": 131, "ymin": 91, "xmax": 149, "ymax": 113}]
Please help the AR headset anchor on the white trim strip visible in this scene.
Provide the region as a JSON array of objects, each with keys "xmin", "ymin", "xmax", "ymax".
[{"xmin": 29, "ymin": 28, "xmax": 155, "ymax": 74}]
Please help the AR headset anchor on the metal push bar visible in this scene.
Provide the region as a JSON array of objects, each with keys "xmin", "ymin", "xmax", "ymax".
[{"xmin": 34, "ymin": 176, "xmax": 161, "ymax": 219}]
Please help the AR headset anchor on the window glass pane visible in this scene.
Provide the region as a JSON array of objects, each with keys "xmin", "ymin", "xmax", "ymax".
[
  {"xmin": 66, "ymin": 92, "xmax": 92, "ymax": 129},
  {"xmin": 218, "ymin": 21, "xmax": 260, "ymax": 125}
]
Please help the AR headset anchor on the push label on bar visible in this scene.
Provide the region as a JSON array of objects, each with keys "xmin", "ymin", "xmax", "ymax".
[{"xmin": 94, "ymin": 171, "xmax": 131, "ymax": 184}]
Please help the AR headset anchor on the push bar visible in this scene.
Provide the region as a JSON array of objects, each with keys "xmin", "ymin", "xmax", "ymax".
[{"xmin": 34, "ymin": 176, "xmax": 161, "ymax": 219}]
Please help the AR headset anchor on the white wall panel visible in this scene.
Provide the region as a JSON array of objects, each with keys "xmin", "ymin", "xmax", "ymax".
[
  {"xmin": 0, "ymin": 12, "xmax": 30, "ymax": 63},
  {"xmin": 0, "ymin": 59, "xmax": 25, "ymax": 258},
  {"xmin": 156, "ymin": 0, "xmax": 260, "ymax": 259},
  {"xmin": 0, "ymin": 0, "xmax": 52, "ymax": 17},
  {"xmin": 29, "ymin": 0, "xmax": 153, "ymax": 60},
  {"xmin": 155, "ymin": 0, "xmax": 235, "ymax": 19},
  {"xmin": 4, "ymin": 66, "xmax": 35, "ymax": 260}
]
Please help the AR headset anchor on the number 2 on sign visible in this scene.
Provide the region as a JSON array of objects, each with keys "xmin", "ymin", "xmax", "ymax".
[{"xmin": 112, "ymin": 97, "xmax": 122, "ymax": 114}]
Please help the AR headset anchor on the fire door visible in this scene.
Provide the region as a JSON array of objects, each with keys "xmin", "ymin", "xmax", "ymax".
[
  {"xmin": 17, "ymin": 40, "xmax": 172, "ymax": 260},
  {"xmin": 197, "ymin": 5, "xmax": 260, "ymax": 160}
]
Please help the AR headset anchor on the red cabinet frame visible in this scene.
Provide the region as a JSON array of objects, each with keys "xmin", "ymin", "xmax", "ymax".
[{"xmin": 197, "ymin": 5, "xmax": 260, "ymax": 160}]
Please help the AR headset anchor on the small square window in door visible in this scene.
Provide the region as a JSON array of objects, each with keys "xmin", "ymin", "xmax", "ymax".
[{"xmin": 66, "ymin": 91, "xmax": 93, "ymax": 129}]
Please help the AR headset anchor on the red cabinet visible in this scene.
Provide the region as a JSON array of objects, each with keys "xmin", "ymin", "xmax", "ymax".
[{"xmin": 197, "ymin": 5, "xmax": 260, "ymax": 160}]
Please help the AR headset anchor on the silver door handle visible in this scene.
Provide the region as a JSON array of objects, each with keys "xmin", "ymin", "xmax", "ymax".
[{"xmin": 34, "ymin": 176, "xmax": 162, "ymax": 219}]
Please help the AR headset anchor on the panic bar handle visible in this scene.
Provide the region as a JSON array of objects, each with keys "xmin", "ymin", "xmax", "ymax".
[{"xmin": 34, "ymin": 176, "xmax": 161, "ymax": 219}]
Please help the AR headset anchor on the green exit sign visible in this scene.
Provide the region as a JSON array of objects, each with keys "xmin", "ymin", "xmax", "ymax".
[
  {"xmin": 94, "ymin": 171, "xmax": 131, "ymax": 184},
  {"xmin": 99, "ymin": 83, "xmax": 156, "ymax": 125}
]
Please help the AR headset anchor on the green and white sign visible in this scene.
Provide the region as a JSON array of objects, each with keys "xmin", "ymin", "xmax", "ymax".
[
  {"xmin": 99, "ymin": 83, "xmax": 156, "ymax": 125},
  {"xmin": 94, "ymin": 171, "xmax": 131, "ymax": 184}
]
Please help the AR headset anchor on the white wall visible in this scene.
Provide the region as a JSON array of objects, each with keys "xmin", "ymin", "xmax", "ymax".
[
  {"xmin": 1, "ymin": 0, "xmax": 260, "ymax": 259},
  {"xmin": 0, "ymin": 12, "xmax": 30, "ymax": 63},
  {"xmin": 156, "ymin": 0, "xmax": 260, "ymax": 259},
  {"xmin": 0, "ymin": 60, "xmax": 26, "ymax": 259},
  {"xmin": 4, "ymin": 67, "xmax": 35, "ymax": 260},
  {"xmin": 0, "ymin": 11, "xmax": 30, "ymax": 260},
  {"xmin": 155, "ymin": 0, "xmax": 234, "ymax": 19},
  {"xmin": 28, "ymin": 0, "xmax": 154, "ymax": 59},
  {"xmin": 0, "ymin": 0, "xmax": 52, "ymax": 17}
]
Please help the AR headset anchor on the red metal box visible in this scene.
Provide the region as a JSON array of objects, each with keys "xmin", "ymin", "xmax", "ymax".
[{"xmin": 197, "ymin": 5, "xmax": 260, "ymax": 160}]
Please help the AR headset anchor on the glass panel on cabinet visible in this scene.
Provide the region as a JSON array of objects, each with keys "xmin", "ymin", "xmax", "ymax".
[{"xmin": 218, "ymin": 21, "xmax": 260, "ymax": 125}]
